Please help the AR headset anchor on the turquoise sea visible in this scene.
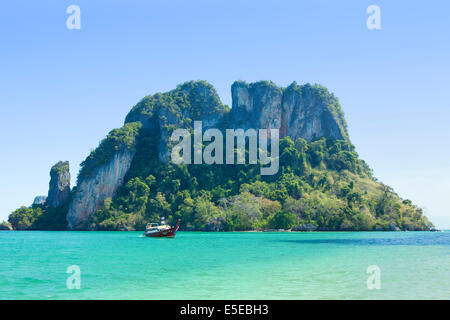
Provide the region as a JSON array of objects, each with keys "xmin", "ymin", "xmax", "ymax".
[{"xmin": 1, "ymin": 231, "xmax": 449, "ymax": 299}]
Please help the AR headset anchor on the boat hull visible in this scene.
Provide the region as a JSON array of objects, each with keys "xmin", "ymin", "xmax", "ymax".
[{"xmin": 144, "ymin": 225, "xmax": 179, "ymax": 238}]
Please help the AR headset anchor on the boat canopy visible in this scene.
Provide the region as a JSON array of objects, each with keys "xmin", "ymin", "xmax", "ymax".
[{"xmin": 146, "ymin": 223, "xmax": 159, "ymax": 228}]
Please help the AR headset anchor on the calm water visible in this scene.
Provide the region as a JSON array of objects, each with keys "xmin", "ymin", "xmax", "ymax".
[{"xmin": 1, "ymin": 231, "xmax": 449, "ymax": 299}]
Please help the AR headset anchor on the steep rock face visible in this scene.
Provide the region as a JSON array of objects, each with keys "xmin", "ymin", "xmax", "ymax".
[
  {"xmin": 47, "ymin": 161, "xmax": 71, "ymax": 208},
  {"xmin": 281, "ymin": 82, "xmax": 347, "ymax": 141},
  {"xmin": 229, "ymin": 81, "xmax": 348, "ymax": 142},
  {"xmin": 67, "ymin": 150, "xmax": 134, "ymax": 229},
  {"xmin": 32, "ymin": 196, "xmax": 47, "ymax": 206},
  {"xmin": 229, "ymin": 81, "xmax": 283, "ymax": 130}
]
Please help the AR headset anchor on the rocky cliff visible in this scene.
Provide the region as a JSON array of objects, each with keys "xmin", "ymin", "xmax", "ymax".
[
  {"xmin": 47, "ymin": 161, "xmax": 71, "ymax": 208},
  {"xmin": 66, "ymin": 80, "xmax": 350, "ymax": 229},
  {"xmin": 32, "ymin": 196, "xmax": 47, "ymax": 206},
  {"xmin": 67, "ymin": 150, "xmax": 135, "ymax": 229},
  {"xmin": 228, "ymin": 81, "xmax": 348, "ymax": 141}
]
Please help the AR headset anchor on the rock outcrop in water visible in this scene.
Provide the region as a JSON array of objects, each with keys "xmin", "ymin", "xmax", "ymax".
[{"xmin": 47, "ymin": 161, "xmax": 71, "ymax": 208}]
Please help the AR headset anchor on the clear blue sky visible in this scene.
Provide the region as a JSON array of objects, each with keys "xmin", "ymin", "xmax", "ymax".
[{"xmin": 1, "ymin": 0, "xmax": 449, "ymax": 227}]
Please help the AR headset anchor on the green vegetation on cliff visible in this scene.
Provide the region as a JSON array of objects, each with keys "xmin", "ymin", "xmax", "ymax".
[
  {"xmin": 50, "ymin": 161, "xmax": 70, "ymax": 175},
  {"xmin": 78, "ymin": 122, "xmax": 142, "ymax": 181},
  {"xmin": 85, "ymin": 132, "xmax": 432, "ymax": 231}
]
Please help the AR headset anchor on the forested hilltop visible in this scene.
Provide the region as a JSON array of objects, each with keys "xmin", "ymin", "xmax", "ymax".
[{"xmin": 9, "ymin": 81, "xmax": 433, "ymax": 231}]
